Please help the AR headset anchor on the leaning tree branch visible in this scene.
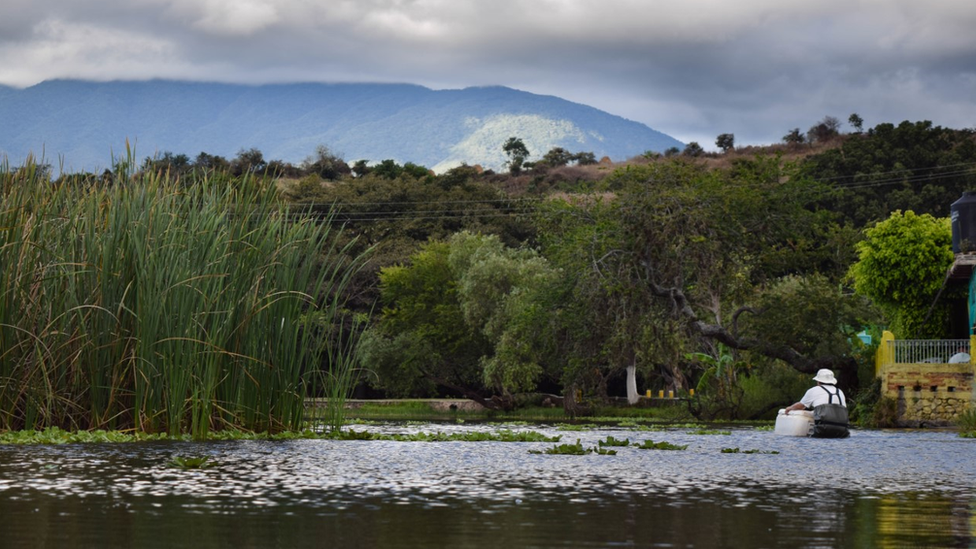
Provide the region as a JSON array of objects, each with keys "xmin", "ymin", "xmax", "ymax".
[{"xmin": 645, "ymin": 276, "xmax": 855, "ymax": 375}]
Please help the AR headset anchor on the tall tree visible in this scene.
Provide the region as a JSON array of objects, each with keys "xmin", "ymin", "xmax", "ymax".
[{"xmin": 503, "ymin": 137, "xmax": 530, "ymax": 175}]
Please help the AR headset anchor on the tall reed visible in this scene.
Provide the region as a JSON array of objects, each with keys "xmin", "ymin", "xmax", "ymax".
[{"xmin": 0, "ymin": 157, "xmax": 367, "ymax": 437}]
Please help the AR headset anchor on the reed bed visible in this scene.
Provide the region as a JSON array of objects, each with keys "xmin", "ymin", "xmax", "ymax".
[{"xmin": 0, "ymin": 157, "xmax": 365, "ymax": 438}]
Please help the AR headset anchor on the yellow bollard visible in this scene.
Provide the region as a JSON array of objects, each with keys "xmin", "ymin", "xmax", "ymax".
[
  {"xmin": 668, "ymin": 390, "xmax": 674, "ymax": 399},
  {"xmin": 689, "ymin": 388, "xmax": 695, "ymax": 397},
  {"xmin": 658, "ymin": 390, "xmax": 664, "ymax": 398},
  {"xmin": 646, "ymin": 390, "xmax": 651, "ymax": 398}
]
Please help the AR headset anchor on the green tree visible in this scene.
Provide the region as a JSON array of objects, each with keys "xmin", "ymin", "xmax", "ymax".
[
  {"xmin": 540, "ymin": 147, "xmax": 574, "ymax": 167},
  {"xmin": 359, "ymin": 240, "xmax": 491, "ymax": 401},
  {"xmin": 848, "ymin": 210, "xmax": 954, "ymax": 338},
  {"xmin": 783, "ymin": 128, "xmax": 805, "ymax": 146},
  {"xmin": 232, "ymin": 147, "xmax": 266, "ymax": 176},
  {"xmin": 359, "ymin": 232, "xmax": 556, "ymax": 408},
  {"xmin": 503, "ymin": 137, "xmax": 530, "ymax": 175},
  {"xmin": 682, "ymin": 142, "xmax": 704, "ymax": 157},
  {"xmin": 351, "ymin": 159, "xmax": 371, "ymax": 178},
  {"xmin": 716, "ymin": 133, "xmax": 735, "ymax": 153},
  {"xmin": 848, "ymin": 113, "xmax": 864, "ymax": 133},
  {"xmin": 572, "ymin": 151, "xmax": 597, "ymax": 165},
  {"xmin": 538, "ymin": 156, "xmax": 858, "ymax": 411}
]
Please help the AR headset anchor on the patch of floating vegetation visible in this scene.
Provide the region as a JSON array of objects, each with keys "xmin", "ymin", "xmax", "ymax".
[
  {"xmin": 632, "ymin": 425, "xmax": 665, "ymax": 432},
  {"xmin": 337, "ymin": 429, "xmax": 560, "ymax": 443},
  {"xmin": 557, "ymin": 424, "xmax": 597, "ymax": 431},
  {"xmin": 721, "ymin": 448, "xmax": 780, "ymax": 454},
  {"xmin": 633, "ymin": 440, "xmax": 688, "ymax": 451},
  {"xmin": 0, "ymin": 426, "xmax": 560, "ymax": 445},
  {"xmin": 529, "ymin": 439, "xmax": 616, "ymax": 455},
  {"xmin": 598, "ymin": 436, "xmax": 631, "ymax": 447},
  {"xmin": 687, "ymin": 429, "xmax": 732, "ymax": 435}
]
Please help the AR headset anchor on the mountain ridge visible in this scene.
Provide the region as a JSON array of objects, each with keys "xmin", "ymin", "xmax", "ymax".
[{"xmin": 0, "ymin": 79, "xmax": 684, "ymax": 172}]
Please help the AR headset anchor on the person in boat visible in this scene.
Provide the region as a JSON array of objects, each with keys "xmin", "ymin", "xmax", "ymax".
[{"xmin": 782, "ymin": 369, "xmax": 846, "ymax": 415}]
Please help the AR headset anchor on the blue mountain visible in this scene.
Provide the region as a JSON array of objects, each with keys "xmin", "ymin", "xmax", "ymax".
[{"xmin": 0, "ymin": 79, "xmax": 684, "ymax": 173}]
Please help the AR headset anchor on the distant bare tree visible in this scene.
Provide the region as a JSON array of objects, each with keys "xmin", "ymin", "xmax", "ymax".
[{"xmin": 807, "ymin": 116, "xmax": 841, "ymax": 143}]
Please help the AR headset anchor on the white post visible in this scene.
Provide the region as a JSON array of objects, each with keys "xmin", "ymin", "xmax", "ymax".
[{"xmin": 626, "ymin": 364, "xmax": 639, "ymax": 405}]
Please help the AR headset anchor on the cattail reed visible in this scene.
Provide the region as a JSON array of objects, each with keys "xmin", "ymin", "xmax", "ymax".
[{"xmin": 0, "ymin": 155, "xmax": 366, "ymax": 437}]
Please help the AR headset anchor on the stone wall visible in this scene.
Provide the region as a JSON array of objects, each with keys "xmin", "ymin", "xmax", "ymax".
[{"xmin": 878, "ymin": 362, "xmax": 974, "ymax": 425}]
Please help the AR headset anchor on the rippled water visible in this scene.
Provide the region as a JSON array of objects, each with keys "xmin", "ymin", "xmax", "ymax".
[{"xmin": 2, "ymin": 424, "xmax": 975, "ymax": 548}]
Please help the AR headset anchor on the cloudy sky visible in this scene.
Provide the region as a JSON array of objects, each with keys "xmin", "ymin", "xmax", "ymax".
[{"xmin": 2, "ymin": 0, "xmax": 974, "ymax": 148}]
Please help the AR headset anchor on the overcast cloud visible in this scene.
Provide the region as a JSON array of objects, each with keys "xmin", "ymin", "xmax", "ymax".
[{"xmin": 1, "ymin": 0, "xmax": 974, "ymax": 148}]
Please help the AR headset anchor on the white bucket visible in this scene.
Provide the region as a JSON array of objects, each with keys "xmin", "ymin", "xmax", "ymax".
[{"xmin": 774, "ymin": 409, "xmax": 813, "ymax": 437}]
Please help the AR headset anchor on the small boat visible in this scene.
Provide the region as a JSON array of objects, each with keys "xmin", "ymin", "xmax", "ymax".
[{"xmin": 774, "ymin": 409, "xmax": 814, "ymax": 436}]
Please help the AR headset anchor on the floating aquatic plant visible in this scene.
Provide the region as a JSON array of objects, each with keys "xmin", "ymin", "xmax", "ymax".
[
  {"xmin": 721, "ymin": 448, "xmax": 779, "ymax": 454},
  {"xmin": 687, "ymin": 429, "xmax": 732, "ymax": 435},
  {"xmin": 529, "ymin": 439, "xmax": 615, "ymax": 455},
  {"xmin": 598, "ymin": 436, "xmax": 631, "ymax": 447},
  {"xmin": 557, "ymin": 424, "xmax": 597, "ymax": 432},
  {"xmin": 633, "ymin": 440, "xmax": 688, "ymax": 451}
]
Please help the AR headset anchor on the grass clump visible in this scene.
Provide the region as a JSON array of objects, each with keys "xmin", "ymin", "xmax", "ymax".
[{"xmin": 956, "ymin": 409, "xmax": 976, "ymax": 437}]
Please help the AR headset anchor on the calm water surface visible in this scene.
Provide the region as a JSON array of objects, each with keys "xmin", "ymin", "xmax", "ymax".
[{"xmin": 1, "ymin": 423, "xmax": 975, "ymax": 548}]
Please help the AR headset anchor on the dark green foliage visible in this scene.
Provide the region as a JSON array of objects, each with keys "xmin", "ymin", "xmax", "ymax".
[
  {"xmin": 783, "ymin": 128, "xmax": 805, "ymax": 146},
  {"xmin": 716, "ymin": 133, "xmax": 735, "ymax": 153},
  {"xmin": 682, "ymin": 141, "xmax": 704, "ymax": 156},
  {"xmin": 802, "ymin": 121, "xmax": 976, "ymax": 227}
]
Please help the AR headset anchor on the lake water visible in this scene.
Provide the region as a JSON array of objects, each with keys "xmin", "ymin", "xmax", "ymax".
[{"xmin": 1, "ymin": 423, "xmax": 975, "ymax": 548}]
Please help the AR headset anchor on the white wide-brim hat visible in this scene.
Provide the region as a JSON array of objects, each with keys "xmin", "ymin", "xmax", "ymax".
[{"xmin": 813, "ymin": 369, "xmax": 837, "ymax": 385}]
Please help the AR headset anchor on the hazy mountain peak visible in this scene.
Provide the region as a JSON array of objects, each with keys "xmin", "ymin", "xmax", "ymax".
[{"xmin": 0, "ymin": 80, "xmax": 683, "ymax": 173}]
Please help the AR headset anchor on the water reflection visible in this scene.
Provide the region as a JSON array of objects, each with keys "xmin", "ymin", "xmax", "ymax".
[{"xmin": 1, "ymin": 425, "xmax": 975, "ymax": 548}]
